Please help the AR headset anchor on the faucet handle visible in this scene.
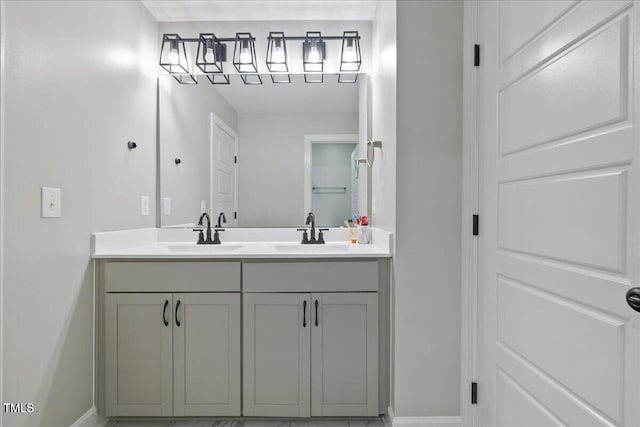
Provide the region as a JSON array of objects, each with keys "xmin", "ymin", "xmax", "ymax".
[
  {"xmin": 297, "ymin": 228, "xmax": 310, "ymax": 244},
  {"xmin": 317, "ymin": 228, "xmax": 329, "ymax": 244},
  {"xmin": 193, "ymin": 228, "xmax": 205, "ymax": 244}
]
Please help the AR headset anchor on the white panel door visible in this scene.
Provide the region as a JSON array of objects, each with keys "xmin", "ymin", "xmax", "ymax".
[
  {"xmin": 478, "ymin": 2, "xmax": 640, "ymax": 426},
  {"xmin": 105, "ymin": 293, "xmax": 173, "ymax": 417},
  {"xmin": 173, "ymin": 293, "xmax": 241, "ymax": 416},
  {"xmin": 211, "ymin": 115, "xmax": 237, "ymax": 226},
  {"xmin": 311, "ymin": 293, "xmax": 378, "ymax": 416},
  {"xmin": 243, "ymin": 293, "xmax": 311, "ymax": 417}
]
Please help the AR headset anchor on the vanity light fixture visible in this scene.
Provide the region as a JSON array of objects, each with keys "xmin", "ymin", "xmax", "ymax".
[
  {"xmin": 159, "ymin": 31, "xmax": 362, "ymax": 85},
  {"xmin": 338, "ymin": 31, "xmax": 361, "ymax": 83},
  {"xmin": 302, "ymin": 31, "xmax": 325, "ymax": 83},
  {"xmin": 266, "ymin": 32, "xmax": 290, "ymax": 83},
  {"xmin": 196, "ymin": 33, "xmax": 226, "ymax": 74},
  {"xmin": 233, "ymin": 33, "xmax": 258, "ymax": 74},
  {"xmin": 159, "ymin": 34, "xmax": 197, "ymax": 84}
]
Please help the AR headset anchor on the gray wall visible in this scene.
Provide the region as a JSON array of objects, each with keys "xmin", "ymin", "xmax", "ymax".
[
  {"xmin": 2, "ymin": 1, "xmax": 158, "ymax": 425},
  {"xmin": 159, "ymin": 77, "xmax": 238, "ymax": 226},
  {"xmin": 237, "ymin": 113, "xmax": 358, "ymax": 227},
  {"xmin": 394, "ymin": 0, "xmax": 463, "ymax": 417}
]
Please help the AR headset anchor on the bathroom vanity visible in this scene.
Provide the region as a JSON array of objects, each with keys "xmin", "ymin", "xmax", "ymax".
[{"xmin": 92, "ymin": 228, "xmax": 391, "ymax": 420}]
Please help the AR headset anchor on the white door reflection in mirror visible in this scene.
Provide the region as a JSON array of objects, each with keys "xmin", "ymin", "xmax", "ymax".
[
  {"xmin": 211, "ymin": 114, "xmax": 238, "ymax": 227},
  {"xmin": 304, "ymin": 135, "xmax": 358, "ymax": 227}
]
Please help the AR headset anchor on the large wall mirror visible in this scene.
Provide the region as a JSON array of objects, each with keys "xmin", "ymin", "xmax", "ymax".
[{"xmin": 159, "ymin": 73, "xmax": 369, "ymax": 228}]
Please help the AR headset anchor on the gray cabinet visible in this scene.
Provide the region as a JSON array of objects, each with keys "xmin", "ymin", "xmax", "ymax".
[
  {"xmin": 174, "ymin": 293, "xmax": 241, "ymax": 416},
  {"xmin": 243, "ymin": 293, "xmax": 311, "ymax": 417},
  {"xmin": 105, "ymin": 293, "xmax": 173, "ymax": 417},
  {"xmin": 105, "ymin": 292, "xmax": 241, "ymax": 417},
  {"xmin": 311, "ymin": 293, "xmax": 378, "ymax": 416},
  {"xmin": 243, "ymin": 292, "xmax": 378, "ymax": 418}
]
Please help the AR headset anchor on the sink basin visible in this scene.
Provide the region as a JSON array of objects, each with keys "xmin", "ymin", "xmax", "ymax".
[
  {"xmin": 274, "ymin": 244, "xmax": 352, "ymax": 253},
  {"xmin": 166, "ymin": 244, "xmax": 242, "ymax": 253}
]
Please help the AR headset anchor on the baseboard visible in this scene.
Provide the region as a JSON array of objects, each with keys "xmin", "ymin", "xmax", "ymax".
[
  {"xmin": 386, "ymin": 407, "xmax": 463, "ymax": 427},
  {"xmin": 69, "ymin": 406, "xmax": 108, "ymax": 427}
]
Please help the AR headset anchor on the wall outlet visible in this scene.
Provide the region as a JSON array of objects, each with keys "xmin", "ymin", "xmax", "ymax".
[
  {"xmin": 41, "ymin": 187, "xmax": 61, "ymax": 218},
  {"xmin": 140, "ymin": 196, "xmax": 150, "ymax": 216},
  {"xmin": 163, "ymin": 197, "xmax": 171, "ymax": 215},
  {"xmin": 200, "ymin": 200, "xmax": 206, "ymax": 214}
]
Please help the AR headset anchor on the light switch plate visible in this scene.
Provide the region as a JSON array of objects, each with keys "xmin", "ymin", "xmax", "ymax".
[
  {"xmin": 140, "ymin": 196, "xmax": 150, "ymax": 216},
  {"xmin": 41, "ymin": 187, "xmax": 61, "ymax": 218},
  {"xmin": 163, "ymin": 197, "xmax": 171, "ymax": 215},
  {"xmin": 200, "ymin": 200, "xmax": 206, "ymax": 213}
]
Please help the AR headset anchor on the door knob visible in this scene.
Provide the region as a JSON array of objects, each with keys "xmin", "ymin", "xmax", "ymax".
[{"xmin": 626, "ymin": 288, "xmax": 640, "ymax": 312}]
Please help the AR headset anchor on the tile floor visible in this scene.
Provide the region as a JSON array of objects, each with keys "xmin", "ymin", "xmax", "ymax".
[{"xmin": 110, "ymin": 420, "xmax": 384, "ymax": 427}]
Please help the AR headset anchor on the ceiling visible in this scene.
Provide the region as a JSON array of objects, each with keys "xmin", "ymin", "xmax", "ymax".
[{"xmin": 141, "ymin": 0, "xmax": 378, "ymax": 22}]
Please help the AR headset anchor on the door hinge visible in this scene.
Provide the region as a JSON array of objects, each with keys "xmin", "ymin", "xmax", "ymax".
[
  {"xmin": 471, "ymin": 382, "xmax": 478, "ymax": 404},
  {"xmin": 472, "ymin": 214, "xmax": 479, "ymax": 236},
  {"xmin": 234, "ymin": 155, "xmax": 237, "ymax": 164},
  {"xmin": 234, "ymin": 211, "xmax": 237, "ymax": 220},
  {"xmin": 474, "ymin": 44, "xmax": 480, "ymax": 67}
]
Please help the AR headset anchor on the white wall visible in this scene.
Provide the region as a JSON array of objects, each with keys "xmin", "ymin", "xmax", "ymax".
[
  {"xmin": 2, "ymin": 1, "xmax": 158, "ymax": 425},
  {"xmin": 394, "ymin": 0, "xmax": 463, "ymax": 417},
  {"xmin": 237, "ymin": 113, "xmax": 358, "ymax": 226},
  {"xmin": 370, "ymin": 0, "xmax": 397, "ymax": 232},
  {"xmin": 159, "ymin": 76, "xmax": 238, "ymax": 226}
]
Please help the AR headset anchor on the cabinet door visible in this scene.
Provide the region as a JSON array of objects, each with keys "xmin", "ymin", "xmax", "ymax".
[
  {"xmin": 173, "ymin": 293, "xmax": 241, "ymax": 416},
  {"xmin": 243, "ymin": 293, "xmax": 311, "ymax": 417},
  {"xmin": 105, "ymin": 293, "xmax": 173, "ymax": 416},
  {"xmin": 311, "ymin": 292, "xmax": 378, "ymax": 416}
]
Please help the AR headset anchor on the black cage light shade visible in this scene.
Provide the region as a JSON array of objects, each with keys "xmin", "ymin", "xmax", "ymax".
[
  {"xmin": 196, "ymin": 33, "xmax": 226, "ymax": 74},
  {"xmin": 233, "ymin": 33, "xmax": 258, "ymax": 73},
  {"xmin": 159, "ymin": 34, "xmax": 190, "ymax": 75},
  {"xmin": 340, "ymin": 31, "xmax": 361, "ymax": 73},
  {"xmin": 302, "ymin": 31, "xmax": 325, "ymax": 73},
  {"xmin": 266, "ymin": 32, "xmax": 289, "ymax": 73}
]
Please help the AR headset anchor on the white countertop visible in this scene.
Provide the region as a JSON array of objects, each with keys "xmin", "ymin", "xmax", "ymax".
[{"xmin": 92, "ymin": 227, "xmax": 392, "ymax": 259}]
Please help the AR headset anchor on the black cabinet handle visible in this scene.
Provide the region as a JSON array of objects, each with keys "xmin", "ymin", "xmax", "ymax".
[
  {"xmin": 315, "ymin": 299, "xmax": 319, "ymax": 326},
  {"xmin": 303, "ymin": 300, "xmax": 307, "ymax": 328},
  {"xmin": 163, "ymin": 300, "xmax": 169, "ymax": 327},
  {"xmin": 175, "ymin": 300, "xmax": 181, "ymax": 327}
]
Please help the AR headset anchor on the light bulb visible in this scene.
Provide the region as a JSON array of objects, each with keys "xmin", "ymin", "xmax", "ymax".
[
  {"xmin": 168, "ymin": 39, "xmax": 179, "ymax": 65},
  {"xmin": 308, "ymin": 46, "xmax": 320, "ymax": 63},
  {"xmin": 168, "ymin": 50, "xmax": 179, "ymax": 65},
  {"xmin": 272, "ymin": 46, "xmax": 285, "ymax": 63},
  {"xmin": 239, "ymin": 47, "xmax": 251, "ymax": 63},
  {"xmin": 343, "ymin": 41, "xmax": 357, "ymax": 62},
  {"xmin": 204, "ymin": 48, "xmax": 215, "ymax": 63}
]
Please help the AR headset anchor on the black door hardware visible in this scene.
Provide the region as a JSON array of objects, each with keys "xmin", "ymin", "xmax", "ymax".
[
  {"xmin": 163, "ymin": 300, "xmax": 169, "ymax": 327},
  {"xmin": 315, "ymin": 299, "xmax": 319, "ymax": 326},
  {"xmin": 175, "ymin": 300, "xmax": 181, "ymax": 326},
  {"xmin": 471, "ymin": 382, "xmax": 478, "ymax": 404},
  {"xmin": 626, "ymin": 288, "xmax": 640, "ymax": 312},
  {"xmin": 303, "ymin": 300, "xmax": 307, "ymax": 328}
]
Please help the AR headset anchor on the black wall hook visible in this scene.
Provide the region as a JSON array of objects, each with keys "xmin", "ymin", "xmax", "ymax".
[
  {"xmin": 175, "ymin": 158, "xmax": 182, "ymax": 165},
  {"xmin": 127, "ymin": 141, "xmax": 137, "ymax": 149}
]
